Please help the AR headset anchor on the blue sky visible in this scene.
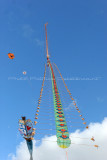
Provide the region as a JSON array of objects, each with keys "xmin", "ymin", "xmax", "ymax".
[{"xmin": 0, "ymin": 0, "xmax": 107, "ymax": 159}]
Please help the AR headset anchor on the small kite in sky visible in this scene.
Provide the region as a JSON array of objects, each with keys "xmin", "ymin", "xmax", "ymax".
[
  {"xmin": 8, "ymin": 53, "xmax": 15, "ymax": 59},
  {"xmin": 91, "ymin": 136, "xmax": 95, "ymax": 142},
  {"xmin": 23, "ymin": 71, "xmax": 27, "ymax": 75}
]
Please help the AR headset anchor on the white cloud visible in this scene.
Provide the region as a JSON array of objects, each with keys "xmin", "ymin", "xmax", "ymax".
[
  {"xmin": 22, "ymin": 24, "xmax": 34, "ymax": 38},
  {"xmin": 8, "ymin": 117, "xmax": 107, "ymax": 160},
  {"xmin": 34, "ymin": 38, "xmax": 44, "ymax": 47},
  {"xmin": 64, "ymin": 100, "xmax": 77, "ymax": 111},
  {"xmin": 97, "ymin": 97, "xmax": 104, "ymax": 102},
  {"xmin": 22, "ymin": 24, "xmax": 44, "ymax": 47}
]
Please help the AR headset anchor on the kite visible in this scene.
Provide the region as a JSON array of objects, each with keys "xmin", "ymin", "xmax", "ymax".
[
  {"xmin": 34, "ymin": 24, "xmax": 99, "ymax": 160},
  {"xmin": 19, "ymin": 117, "xmax": 35, "ymax": 160},
  {"xmin": 8, "ymin": 53, "xmax": 15, "ymax": 59},
  {"xmin": 23, "ymin": 71, "xmax": 27, "ymax": 75}
]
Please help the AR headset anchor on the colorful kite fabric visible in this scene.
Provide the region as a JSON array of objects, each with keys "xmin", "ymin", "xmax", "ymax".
[
  {"xmin": 19, "ymin": 119, "xmax": 34, "ymax": 139},
  {"xmin": 48, "ymin": 60, "xmax": 71, "ymax": 148},
  {"xmin": 19, "ymin": 119, "xmax": 34, "ymax": 160}
]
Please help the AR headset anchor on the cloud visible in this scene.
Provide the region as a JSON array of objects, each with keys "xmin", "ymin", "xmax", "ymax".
[
  {"xmin": 22, "ymin": 24, "xmax": 34, "ymax": 38},
  {"xmin": 64, "ymin": 101, "xmax": 75, "ymax": 111},
  {"xmin": 22, "ymin": 24, "xmax": 44, "ymax": 47},
  {"xmin": 34, "ymin": 38, "xmax": 44, "ymax": 47},
  {"xmin": 8, "ymin": 141, "xmax": 30, "ymax": 160},
  {"xmin": 64, "ymin": 100, "xmax": 77, "ymax": 111},
  {"xmin": 8, "ymin": 117, "xmax": 107, "ymax": 160},
  {"xmin": 97, "ymin": 97, "xmax": 104, "ymax": 102}
]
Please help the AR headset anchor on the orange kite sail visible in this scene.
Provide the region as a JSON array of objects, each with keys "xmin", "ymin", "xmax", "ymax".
[{"xmin": 8, "ymin": 53, "xmax": 15, "ymax": 59}]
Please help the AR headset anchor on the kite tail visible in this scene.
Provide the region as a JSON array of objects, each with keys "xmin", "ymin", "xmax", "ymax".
[
  {"xmin": 26, "ymin": 140, "xmax": 33, "ymax": 160},
  {"xmin": 30, "ymin": 154, "xmax": 33, "ymax": 160}
]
